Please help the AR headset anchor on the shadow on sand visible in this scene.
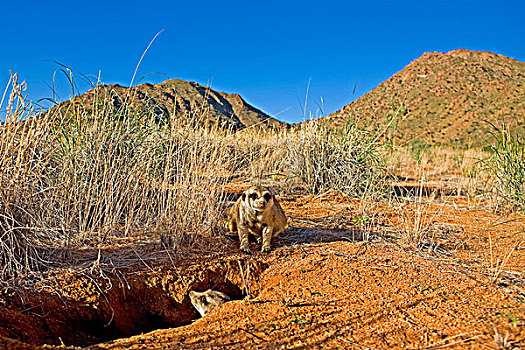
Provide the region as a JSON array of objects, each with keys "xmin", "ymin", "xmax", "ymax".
[{"xmin": 274, "ymin": 225, "xmax": 364, "ymax": 248}]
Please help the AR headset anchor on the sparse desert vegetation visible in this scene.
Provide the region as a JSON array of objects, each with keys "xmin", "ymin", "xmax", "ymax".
[
  {"xmin": 1, "ymin": 50, "xmax": 524, "ymax": 349},
  {"xmin": 328, "ymin": 50, "xmax": 525, "ymax": 147}
]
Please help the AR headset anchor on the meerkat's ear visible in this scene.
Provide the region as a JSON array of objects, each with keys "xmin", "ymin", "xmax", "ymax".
[
  {"xmin": 267, "ymin": 187, "xmax": 277, "ymax": 196},
  {"xmin": 241, "ymin": 192, "xmax": 246, "ymax": 201}
]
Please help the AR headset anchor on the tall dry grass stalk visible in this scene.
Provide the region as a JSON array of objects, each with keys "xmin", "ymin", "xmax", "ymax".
[
  {"xmin": 393, "ymin": 167, "xmax": 442, "ymax": 247},
  {"xmin": 0, "ymin": 74, "xmax": 53, "ymax": 279},
  {"xmin": 0, "ymin": 74, "xmax": 230, "ymax": 280}
]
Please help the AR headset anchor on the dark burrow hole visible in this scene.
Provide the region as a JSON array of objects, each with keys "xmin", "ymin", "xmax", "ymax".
[{"xmin": 0, "ymin": 269, "xmax": 246, "ymax": 347}]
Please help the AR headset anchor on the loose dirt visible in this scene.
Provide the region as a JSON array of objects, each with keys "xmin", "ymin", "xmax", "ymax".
[{"xmin": 1, "ymin": 188, "xmax": 524, "ymax": 349}]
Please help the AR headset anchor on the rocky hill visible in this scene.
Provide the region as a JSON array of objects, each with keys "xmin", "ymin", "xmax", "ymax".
[
  {"xmin": 52, "ymin": 79, "xmax": 286, "ymax": 130},
  {"xmin": 325, "ymin": 50, "xmax": 525, "ymax": 147}
]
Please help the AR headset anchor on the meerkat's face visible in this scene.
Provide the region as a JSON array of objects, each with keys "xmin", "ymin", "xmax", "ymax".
[
  {"xmin": 189, "ymin": 289, "xmax": 231, "ymax": 317},
  {"xmin": 243, "ymin": 186, "xmax": 274, "ymax": 211}
]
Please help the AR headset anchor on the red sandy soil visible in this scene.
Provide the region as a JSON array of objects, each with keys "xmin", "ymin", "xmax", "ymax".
[{"xmin": 1, "ymin": 188, "xmax": 524, "ymax": 349}]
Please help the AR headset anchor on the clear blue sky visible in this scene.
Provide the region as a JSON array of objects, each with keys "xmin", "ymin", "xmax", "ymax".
[{"xmin": 1, "ymin": 0, "xmax": 523, "ymax": 123}]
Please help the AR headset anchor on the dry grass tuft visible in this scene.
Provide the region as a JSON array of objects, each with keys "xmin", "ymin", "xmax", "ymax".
[
  {"xmin": 0, "ymin": 73, "xmax": 230, "ymax": 280},
  {"xmin": 284, "ymin": 120, "xmax": 386, "ymax": 197}
]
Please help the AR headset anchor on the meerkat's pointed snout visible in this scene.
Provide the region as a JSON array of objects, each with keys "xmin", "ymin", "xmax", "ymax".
[{"xmin": 189, "ymin": 289, "xmax": 231, "ymax": 317}]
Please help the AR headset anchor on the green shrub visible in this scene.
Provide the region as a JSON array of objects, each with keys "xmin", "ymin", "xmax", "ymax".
[{"xmin": 487, "ymin": 124, "xmax": 525, "ymax": 209}]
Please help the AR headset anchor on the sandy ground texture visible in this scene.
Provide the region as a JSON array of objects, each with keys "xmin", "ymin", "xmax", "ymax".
[{"xmin": 0, "ymin": 190, "xmax": 524, "ymax": 349}]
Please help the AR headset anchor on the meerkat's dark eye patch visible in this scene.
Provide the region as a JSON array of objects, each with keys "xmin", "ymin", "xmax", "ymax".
[
  {"xmin": 201, "ymin": 296, "xmax": 208, "ymax": 305},
  {"xmin": 249, "ymin": 193, "xmax": 258, "ymax": 200},
  {"xmin": 263, "ymin": 193, "xmax": 272, "ymax": 201}
]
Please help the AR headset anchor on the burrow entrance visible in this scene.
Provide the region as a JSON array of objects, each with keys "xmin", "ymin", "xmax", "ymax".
[{"xmin": 0, "ymin": 258, "xmax": 267, "ymax": 347}]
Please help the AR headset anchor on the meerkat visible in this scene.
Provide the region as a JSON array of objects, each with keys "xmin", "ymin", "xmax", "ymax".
[
  {"xmin": 227, "ymin": 185, "xmax": 288, "ymax": 253},
  {"xmin": 189, "ymin": 289, "xmax": 231, "ymax": 317}
]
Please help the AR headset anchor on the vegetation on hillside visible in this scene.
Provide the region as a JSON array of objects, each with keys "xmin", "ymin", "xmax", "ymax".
[
  {"xmin": 50, "ymin": 78, "xmax": 286, "ymax": 131},
  {"xmin": 327, "ymin": 50, "xmax": 525, "ymax": 147}
]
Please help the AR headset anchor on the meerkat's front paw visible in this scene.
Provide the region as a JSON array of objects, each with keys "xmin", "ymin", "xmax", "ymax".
[
  {"xmin": 240, "ymin": 244, "xmax": 252, "ymax": 254},
  {"xmin": 261, "ymin": 245, "xmax": 271, "ymax": 253}
]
